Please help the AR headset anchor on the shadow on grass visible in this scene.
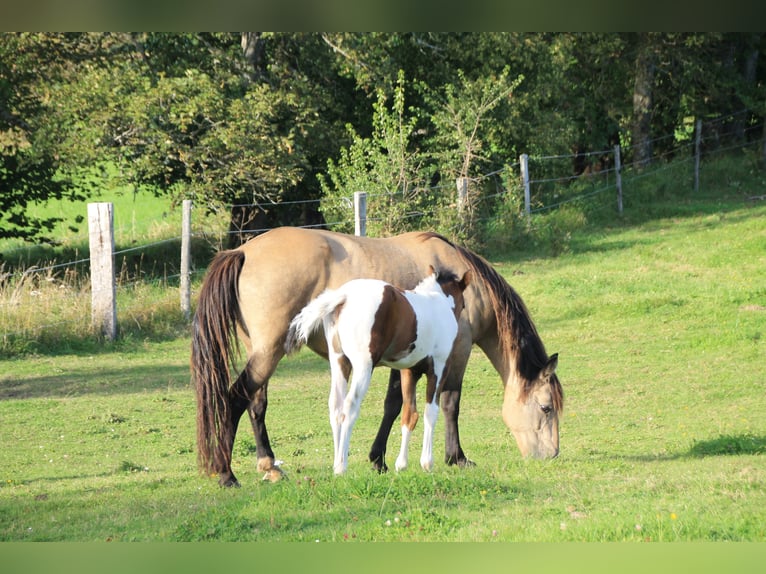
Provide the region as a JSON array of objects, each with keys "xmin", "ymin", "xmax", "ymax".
[
  {"xmin": 687, "ymin": 433, "xmax": 766, "ymax": 458},
  {"xmin": 0, "ymin": 347, "xmax": 329, "ymax": 400},
  {"xmin": 0, "ymin": 364, "xmax": 192, "ymax": 399},
  {"xmin": 604, "ymin": 433, "xmax": 766, "ymax": 463}
]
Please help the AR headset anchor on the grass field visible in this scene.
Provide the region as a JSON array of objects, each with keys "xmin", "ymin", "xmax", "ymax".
[{"xmin": 1, "ymin": 183, "xmax": 764, "ymax": 542}]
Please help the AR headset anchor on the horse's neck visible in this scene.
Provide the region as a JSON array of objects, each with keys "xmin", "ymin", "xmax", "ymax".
[{"xmin": 477, "ymin": 330, "xmax": 524, "ymax": 389}]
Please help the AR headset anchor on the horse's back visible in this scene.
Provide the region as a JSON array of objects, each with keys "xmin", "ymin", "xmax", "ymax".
[
  {"xmin": 232, "ymin": 227, "xmax": 472, "ymax": 356},
  {"xmin": 237, "ymin": 227, "xmax": 467, "ymax": 290}
]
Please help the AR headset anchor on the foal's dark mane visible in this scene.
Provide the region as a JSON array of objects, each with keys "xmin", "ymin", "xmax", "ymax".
[{"xmin": 417, "ymin": 232, "xmax": 563, "ymax": 412}]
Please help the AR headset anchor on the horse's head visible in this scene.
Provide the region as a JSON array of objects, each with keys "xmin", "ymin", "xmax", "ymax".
[
  {"xmin": 502, "ymin": 353, "xmax": 562, "ymax": 459},
  {"xmin": 430, "ymin": 266, "xmax": 472, "ymax": 321}
]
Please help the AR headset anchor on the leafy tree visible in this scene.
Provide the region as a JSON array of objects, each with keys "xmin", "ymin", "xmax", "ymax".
[
  {"xmin": 2, "ymin": 32, "xmax": 763, "ymax": 250},
  {"xmin": 0, "ymin": 33, "xmax": 90, "ymax": 244},
  {"xmin": 319, "ymin": 72, "xmax": 436, "ymax": 236},
  {"xmin": 50, "ymin": 33, "xmax": 354, "ymax": 246}
]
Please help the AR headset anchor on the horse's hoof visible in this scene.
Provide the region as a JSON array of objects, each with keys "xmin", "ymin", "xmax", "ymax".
[
  {"xmin": 446, "ymin": 455, "xmax": 476, "ymax": 468},
  {"xmin": 262, "ymin": 467, "xmax": 285, "ymax": 483},
  {"xmin": 370, "ymin": 455, "xmax": 388, "ymax": 473},
  {"xmin": 218, "ymin": 475, "xmax": 241, "ymax": 488}
]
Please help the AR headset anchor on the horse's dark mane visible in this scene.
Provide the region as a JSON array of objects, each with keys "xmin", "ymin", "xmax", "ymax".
[{"xmin": 417, "ymin": 232, "xmax": 563, "ymax": 412}]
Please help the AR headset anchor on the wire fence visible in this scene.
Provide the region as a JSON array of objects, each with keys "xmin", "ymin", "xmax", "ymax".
[{"xmin": 2, "ymin": 109, "xmax": 764, "ymax": 344}]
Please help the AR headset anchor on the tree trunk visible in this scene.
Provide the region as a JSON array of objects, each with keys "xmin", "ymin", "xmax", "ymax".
[
  {"xmin": 632, "ymin": 34, "xmax": 656, "ymax": 170},
  {"xmin": 230, "ymin": 32, "xmax": 269, "ymax": 245},
  {"xmin": 228, "ymin": 203, "xmax": 271, "ymax": 248},
  {"xmin": 241, "ymin": 32, "xmax": 266, "ymax": 83}
]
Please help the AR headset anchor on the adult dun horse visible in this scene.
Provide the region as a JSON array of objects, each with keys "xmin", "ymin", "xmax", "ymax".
[
  {"xmin": 192, "ymin": 227, "xmax": 563, "ymax": 486},
  {"xmin": 284, "ymin": 268, "xmax": 470, "ymax": 475}
]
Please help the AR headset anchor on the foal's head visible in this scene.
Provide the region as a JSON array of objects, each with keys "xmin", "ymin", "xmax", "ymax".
[{"xmin": 427, "ymin": 266, "xmax": 472, "ymax": 321}]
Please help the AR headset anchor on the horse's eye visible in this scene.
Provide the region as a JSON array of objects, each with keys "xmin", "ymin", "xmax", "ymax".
[{"xmin": 540, "ymin": 404, "xmax": 553, "ymax": 415}]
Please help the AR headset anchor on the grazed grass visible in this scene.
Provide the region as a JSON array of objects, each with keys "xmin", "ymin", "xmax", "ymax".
[{"xmin": 1, "ymin": 194, "xmax": 765, "ymax": 541}]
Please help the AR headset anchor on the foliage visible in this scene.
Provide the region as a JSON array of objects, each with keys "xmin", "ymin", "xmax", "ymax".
[
  {"xmin": 1, "ymin": 33, "xmax": 764, "ymax": 244},
  {"xmin": 0, "ymin": 34, "xmax": 88, "ymax": 242},
  {"xmin": 319, "ymin": 72, "xmax": 439, "ymax": 236},
  {"xmin": 320, "ymin": 67, "xmax": 526, "ymax": 243}
]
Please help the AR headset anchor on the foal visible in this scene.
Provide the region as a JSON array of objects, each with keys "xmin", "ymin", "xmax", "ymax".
[{"xmin": 285, "ymin": 267, "xmax": 471, "ymax": 475}]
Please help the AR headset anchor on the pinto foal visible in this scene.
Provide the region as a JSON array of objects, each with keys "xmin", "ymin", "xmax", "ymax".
[{"xmin": 285, "ymin": 268, "xmax": 470, "ymax": 475}]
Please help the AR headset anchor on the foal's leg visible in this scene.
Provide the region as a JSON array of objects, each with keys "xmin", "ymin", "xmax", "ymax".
[
  {"xmin": 335, "ymin": 359, "xmax": 374, "ymax": 475},
  {"xmin": 420, "ymin": 363, "xmax": 445, "ymax": 472},
  {"xmin": 395, "ymin": 368, "xmax": 420, "ymax": 472},
  {"xmin": 328, "ymin": 352, "xmax": 351, "ymax": 471}
]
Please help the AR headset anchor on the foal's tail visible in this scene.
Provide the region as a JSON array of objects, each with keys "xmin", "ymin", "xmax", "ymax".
[
  {"xmin": 191, "ymin": 249, "xmax": 246, "ymax": 476},
  {"xmin": 284, "ymin": 288, "xmax": 345, "ymax": 354}
]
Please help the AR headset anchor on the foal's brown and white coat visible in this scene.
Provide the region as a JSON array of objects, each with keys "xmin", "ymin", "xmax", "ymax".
[{"xmin": 285, "ymin": 269, "xmax": 470, "ymax": 474}]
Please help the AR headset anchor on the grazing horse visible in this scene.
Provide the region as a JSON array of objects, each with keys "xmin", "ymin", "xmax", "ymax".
[
  {"xmin": 192, "ymin": 227, "xmax": 563, "ymax": 486},
  {"xmin": 284, "ymin": 269, "xmax": 471, "ymax": 474}
]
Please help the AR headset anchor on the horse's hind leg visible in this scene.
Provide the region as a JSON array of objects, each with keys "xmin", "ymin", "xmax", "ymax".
[
  {"xmin": 215, "ymin": 370, "xmax": 253, "ymax": 487},
  {"xmin": 239, "ymin": 353, "xmax": 284, "ymax": 482}
]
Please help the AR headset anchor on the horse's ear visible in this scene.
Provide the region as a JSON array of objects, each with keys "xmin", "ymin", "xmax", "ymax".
[
  {"xmin": 460, "ymin": 270, "xmax": 472, "ymax": 290},
  {"xmin": 542, "ymin": 353, "xmax": 559, "ymax": 377}
]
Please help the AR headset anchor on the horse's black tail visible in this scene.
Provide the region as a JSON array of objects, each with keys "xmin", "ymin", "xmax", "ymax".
[{"xmin": 191, "ymin": 249, "xmax": 246, "ymax": 476}]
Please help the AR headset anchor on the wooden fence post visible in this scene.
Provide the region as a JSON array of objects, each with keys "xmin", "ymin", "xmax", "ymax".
[
  {"xmin": 180, "ymin": 199, "xmax": 192, "ymax": 320},
  {"xmin": 354, "ymin": 191, "xmax": 367, "ymax": 237},
  {"xmin": 520, "ymin": 153, "xmax": 531, "ymax": 215},
  {"xmin": 456, "ymin": 177, "xmax": 468, "ymax": 214},
  {"xmin": 694, "ymin": 118, "xmax": 702, "ymax": 193},
  {"xmin": 614, "ymin": 145, "xmax": 623, "ymax": 215},
  {"xmin": 88, "ymin": 202, "xmax": 117, "ymax": 341}
]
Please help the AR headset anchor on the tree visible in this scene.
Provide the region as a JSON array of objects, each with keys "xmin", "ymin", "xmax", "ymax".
[
  {"xmin": 48, "ymin": 33, "xmax": 355, "ymax": 246},
  {"xmin": 319, "ymin": 72, "xmax": 436, "ymax": 237},
  {"xmin": 0, "ymin": 33, "xmax": 89, "ymax": 244}
]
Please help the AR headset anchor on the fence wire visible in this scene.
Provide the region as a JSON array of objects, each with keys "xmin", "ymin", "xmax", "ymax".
[{"xmin": 2, "ymin": 110, "xmax": 764, "ymax": 342}]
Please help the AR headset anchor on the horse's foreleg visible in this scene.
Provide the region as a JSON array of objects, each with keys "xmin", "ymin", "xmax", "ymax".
[
  {"xmin": 440, "ymin": 337, "xmax": 475, "ymax": 468},
  {"xmin": 440, "ymin": 387, "xmax": 474, "ymax": 467},
  {"xmin": 368, "ymin": 370, "xmax": 403, "ymax": 472}
]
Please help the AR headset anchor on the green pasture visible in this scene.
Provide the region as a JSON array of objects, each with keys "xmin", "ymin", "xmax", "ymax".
[
  {"xmin": 0, "ymin": 185, "xmax": 226, "ymax": 277},
  {"xmin": 1, "ymin": 191, "xmax": 765, "ymax": 541}
]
